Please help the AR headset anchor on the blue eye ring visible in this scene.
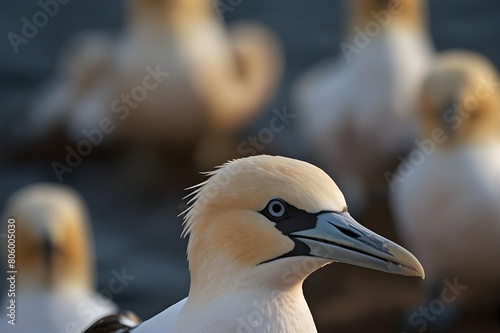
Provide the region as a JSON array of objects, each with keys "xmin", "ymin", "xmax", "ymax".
[{"xmin": 267, "ymin": 199, "xmax": 287, "ymax": 219}]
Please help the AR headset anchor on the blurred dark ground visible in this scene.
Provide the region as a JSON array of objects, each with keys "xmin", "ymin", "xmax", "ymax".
[{"xmin": 0, "ymin": 1, "xmax": 499, "ymax": 332}]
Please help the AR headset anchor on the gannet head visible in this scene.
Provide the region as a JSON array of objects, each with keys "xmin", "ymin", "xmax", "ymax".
[
  {"xmin": 2, "ymin": 183, "xmax": 94, "ymax": 291},
  {"xmin": 420, "ymin": 50, "xmax": 500, "ymax": 147},
  {"xmin": 182, "ymin": 155, "xmax": 424, "ymax": 298},
  {"xmin": 128, "ymin": 0, "xmax": 212, "ymax": 25},
  {"xmin": 349, "ymin": 0, "xmax": 428, "ymax": 32}
]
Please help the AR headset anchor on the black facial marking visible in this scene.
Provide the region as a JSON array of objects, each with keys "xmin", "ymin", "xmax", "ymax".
[
  {"xmin": 258, "ymin": 198, "xmax": 335, "ymax": 264},
  {"xmin": 260, "ymin": 238, "xmax": 311, "ymax": 264},
  {"xmin": 259, "ymin": 200, "xmax": 319, "ymax": 235}
]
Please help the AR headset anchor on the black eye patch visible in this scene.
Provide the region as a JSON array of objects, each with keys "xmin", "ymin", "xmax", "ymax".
[{"xmin": 259, "ymin": 199, "xmax": 321, "ymax": 235}]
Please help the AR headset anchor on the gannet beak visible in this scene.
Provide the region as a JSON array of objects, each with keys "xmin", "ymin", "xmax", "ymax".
[{"xmin": 290, "ymin": 212, "xmax": 425, "ymax": 278}]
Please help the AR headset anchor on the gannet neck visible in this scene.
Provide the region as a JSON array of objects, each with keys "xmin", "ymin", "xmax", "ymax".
[
  {"xmin": 348, "ymin": 0, "xmax": 428, "ymax": 34},
  {"xmin": 181, "ymin": 257, "xmax": 325, "ymax": 333},
  {"xmin": 3, "ymin": 184, "xmax": 95, "ymax": 292},
  {"xmin": 187, "ymin": 241, "xmax": 329, "ymax": 304},
  {"xmin": 180, "ymin": 287, "xmax": 318, "ymax": 333}
]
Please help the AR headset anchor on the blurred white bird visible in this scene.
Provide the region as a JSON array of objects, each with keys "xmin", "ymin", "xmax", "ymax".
[
  {"xmin": 114, "ymin": 0, "xmax": 282, "ymax": 168},
  {"xmin": 85, "ymin": 155, "xmax": 424, "ymax": 333},
  {"xmin": 1, "ymin": 184, "xmax": 117, "ymax": 333},
  {"xmin": 293, "ymin": 0, "xmax": 434, "ymax": 211},
  {"xmin": 390, "ymin": 51, "xmax": 500, "ymax": 302},
  {"xmin": 28, "ymin": 0, "xmax": 282, "ymax": 169}
]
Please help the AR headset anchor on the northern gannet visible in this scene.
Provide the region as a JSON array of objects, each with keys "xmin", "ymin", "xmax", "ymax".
[
  {"xmin": 86, "ymin": 155, "xmax": 424, "ymax": 333},
  {"xmin": 390, "ymin": 51, "xmax": 500, "ymax": 301},
  {"xmin": 0, "ymin": 184, "xmax": 117, "ymax": 333},
  {"xmin": 292, "ymin": 0, "xmax": 434, "ymax": 210},
  {"xmin": 27, "ymin": 0, "xmax": 282, "ymax": 169},
  {"xmin": 115, "ymin": 0, "xmax": 282, "ymax": 168}
]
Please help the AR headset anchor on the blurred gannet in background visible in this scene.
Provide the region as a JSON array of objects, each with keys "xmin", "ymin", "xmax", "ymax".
[
  {"xmin": 1, "ymin": 184, "xmax": 117, "ymax": 333},
  {"xmin": 115, "ymin": 0, "xmax": 282, "ymax": 168},
  {"xmin": 85, "ymin": 155, "xmax": 424, "ymax": 333},
  {"xmin": 28, "ymin": 0, "xmax": 282, "ymax": 169},
  {"xmin": 390, "ymin": 51, "xmax": 500, "ymax": 302},
  {"xmin": 293, "ymin": 0, "xmax": 433, "ymax": 211}
]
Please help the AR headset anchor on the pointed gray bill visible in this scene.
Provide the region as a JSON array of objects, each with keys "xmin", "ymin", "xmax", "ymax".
[{"xmin": 290, "ymin": 212, "xmax": 425, "ymax": 278}]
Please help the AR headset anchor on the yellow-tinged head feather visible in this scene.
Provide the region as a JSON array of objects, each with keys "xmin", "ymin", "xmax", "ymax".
[
  {"xmin": 2, "ymin": 183, "xmax": 95, "ymax": 291},
  {"xmin": 182, "ymin": 155, "xmax": 346, "ymax": 237},
  {"xmin": 349, "ymin": 0, "xmax": 428, "ymax": 32},
  {"xmin": 181, "ymin": 155, "xmax": 346, "ymax": 298},
  {"xmin": 128, "ymin": 0, "xmax": 213, "ymax": 26},
  {"xmin": 419, "ymin": 50, "xmax": 500, "ymax": 147},
  {"xmin": 179, "ymin": 155, "xmax": 426, "ymax": 302}
]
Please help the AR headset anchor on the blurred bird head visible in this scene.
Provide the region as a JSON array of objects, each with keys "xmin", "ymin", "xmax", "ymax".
[
  {"xmin": 419, "ymin": 51, "xmax": 500, "ymax": 148},
  {"xmin": 349, "ymin": 0, "xmax": 428, "ymax": 32},
  {"xmin": 128, "ymin": 0, "xmax": 169, "ymax": 22},
  {"xmin": 182, "ymin": 155, "xmax": 424, "ymax": 300},
  {"xmin": 2, "ymin": 184, "xmax": 95, "ymax": 292},
  {"xmin": 128, "ymin": 0, "xmax": 212, "ymax": 26}
]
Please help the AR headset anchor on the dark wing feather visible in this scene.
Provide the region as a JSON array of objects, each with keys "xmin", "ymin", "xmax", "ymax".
[{"xmin": 84, "ymin": 311, "xmax": 142, "ymax": 333}]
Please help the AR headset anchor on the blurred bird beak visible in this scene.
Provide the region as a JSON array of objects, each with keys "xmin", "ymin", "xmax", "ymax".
[{"xmin": 290, "ymin": 212, "xmax": 425, "ymax": 278}]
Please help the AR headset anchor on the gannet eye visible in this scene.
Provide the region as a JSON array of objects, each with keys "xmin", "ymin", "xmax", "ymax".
[{"xmin": 266, "ymin": 199, "xmax": 287, "ymax": 219}]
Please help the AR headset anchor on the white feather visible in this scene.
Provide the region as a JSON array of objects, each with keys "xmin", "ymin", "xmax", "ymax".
[
  {"xmin": 390, "ymin": 141, "xmax": 500, "ymax": 282},
  {"xmin": 133, "ymin": 257, "xmax": 323, "ymax": 333}
]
